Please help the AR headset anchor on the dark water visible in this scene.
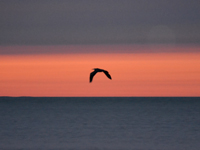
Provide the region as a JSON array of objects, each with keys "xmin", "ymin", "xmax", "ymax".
[{"xmin": 0, "ymin": 97, "xmax": 200, "ymax": 150}]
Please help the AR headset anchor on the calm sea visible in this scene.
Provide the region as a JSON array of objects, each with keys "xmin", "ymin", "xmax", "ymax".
[{"xmin": 0, "ymin": 97, "xmax": 200, "ymax": 150}]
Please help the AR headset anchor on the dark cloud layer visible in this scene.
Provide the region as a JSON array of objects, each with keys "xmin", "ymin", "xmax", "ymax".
[{"xmin": 0, "ymin": 0, "xmax": 200, "ymax": 45}]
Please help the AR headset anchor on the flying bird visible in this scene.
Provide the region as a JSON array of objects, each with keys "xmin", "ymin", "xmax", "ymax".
[{"xmin": 90, "ymin": 68, "xmax": 112, "ymax": 83}]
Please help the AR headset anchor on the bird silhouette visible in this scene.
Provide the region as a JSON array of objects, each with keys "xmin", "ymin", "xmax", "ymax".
[{"xmin": 90, "ymin": 68, "xmax": 112, "ymax": 82}]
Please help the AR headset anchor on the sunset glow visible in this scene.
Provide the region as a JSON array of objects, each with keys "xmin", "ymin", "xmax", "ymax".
[{"xmin": 1, "ymin": 46, "xmax": 199, "ymax": 97}]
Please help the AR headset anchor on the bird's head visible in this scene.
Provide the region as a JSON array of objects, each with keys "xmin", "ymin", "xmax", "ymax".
[{"xmin": 93, "ymin": 68, "xmax": 99, "ymax": 70}]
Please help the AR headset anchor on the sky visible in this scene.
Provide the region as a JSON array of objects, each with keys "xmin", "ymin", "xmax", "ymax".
[
  {"xmin": 0, "ymin": 1, "xmax": 200, "ymax": 96},
  {"xmin": 0, "ymin": 0, "xmax": 200, "ymax": 46},
  {"xmin": 1, "ymin": 45, "xmax": 200, "ymax": 96}
]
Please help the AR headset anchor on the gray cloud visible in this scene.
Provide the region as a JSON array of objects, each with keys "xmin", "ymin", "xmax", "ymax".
[{"xmin": 0, "ymin": 0, "xmax": 200, "ymax": 45}]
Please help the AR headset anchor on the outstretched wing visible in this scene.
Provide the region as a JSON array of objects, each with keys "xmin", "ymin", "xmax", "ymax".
[
  {"xmin": 90, "ymin": 70, "xmax": 97, "ymax": 82},
  {"xmin": 103, "ymin": 71, "xmax": 112, "ymax": 80}
]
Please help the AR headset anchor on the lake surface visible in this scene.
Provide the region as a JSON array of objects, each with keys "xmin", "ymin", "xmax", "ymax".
[{"xmin": 0, "ymin": 97, "xmax": 200, "ymax": 150}]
